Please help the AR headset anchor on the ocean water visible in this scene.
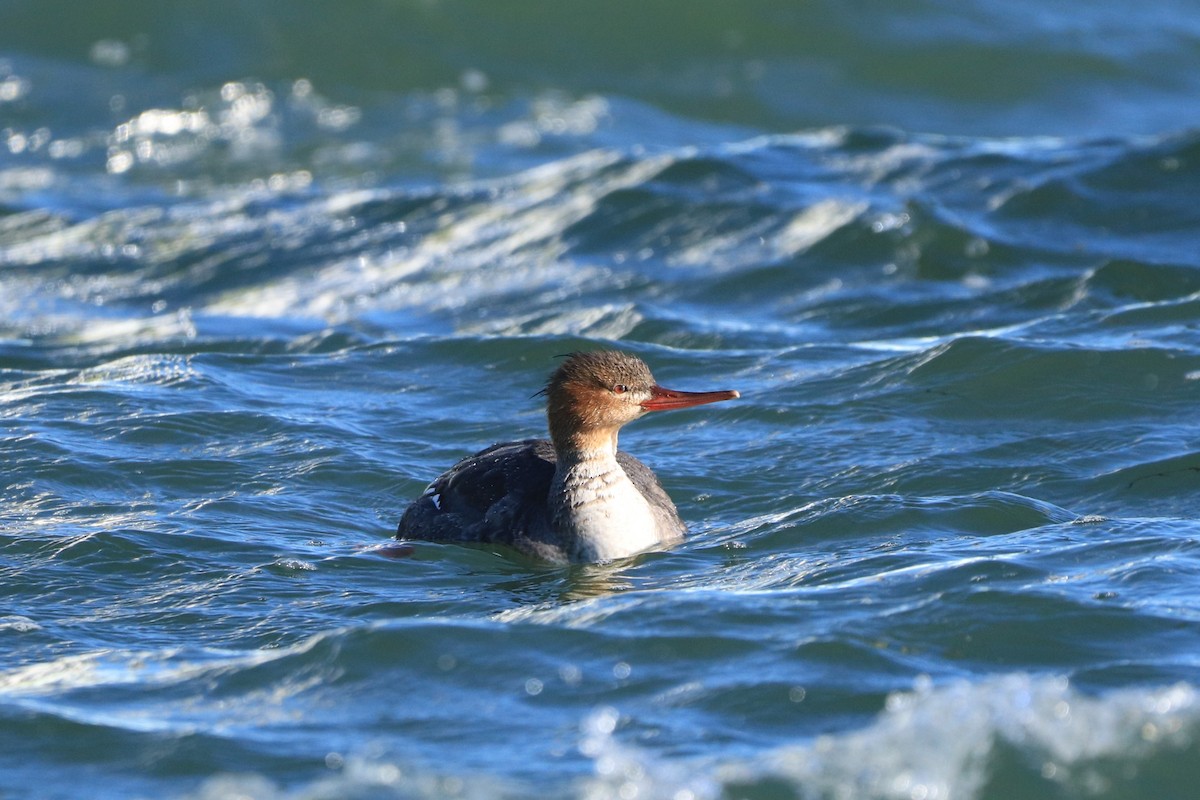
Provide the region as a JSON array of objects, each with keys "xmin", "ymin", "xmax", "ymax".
[{"xmin": 3, "ymin": 2, "xmax": 1200, "ymax": 798}]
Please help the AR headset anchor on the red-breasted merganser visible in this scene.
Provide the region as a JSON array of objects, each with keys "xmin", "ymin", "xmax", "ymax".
[{"xmin": 396, "ymin": 350, "xmax": 740, "ymax": 563}]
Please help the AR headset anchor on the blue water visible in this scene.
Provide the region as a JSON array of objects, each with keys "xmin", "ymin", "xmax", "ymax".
[{"xmin": 4, "ymin": 2, "xmax": 1200, "ymax": 798}]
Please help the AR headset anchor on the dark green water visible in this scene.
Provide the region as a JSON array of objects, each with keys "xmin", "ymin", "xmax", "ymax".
[{"xmin": 3, "ymin": 2, "xmax": 1200, "ymax": 798}]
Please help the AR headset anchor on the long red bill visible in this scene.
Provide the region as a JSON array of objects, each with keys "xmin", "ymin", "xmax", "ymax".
[{"xmin": 641, "ymin": 385, "xmax": 740, "ymax": 412}]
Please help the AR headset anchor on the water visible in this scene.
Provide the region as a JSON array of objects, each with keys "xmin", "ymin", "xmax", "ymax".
[{"xmin": 3, "ymin": 2, "xmax": 1200, "ymax": 798}]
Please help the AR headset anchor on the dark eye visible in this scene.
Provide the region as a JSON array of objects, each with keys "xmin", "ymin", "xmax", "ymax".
[{"xmin": 612, "ymin": 384, "xmax": 628, "ymax": 394}]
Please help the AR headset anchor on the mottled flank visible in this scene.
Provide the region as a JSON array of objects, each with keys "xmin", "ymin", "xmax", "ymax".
[{"xmin": 396, "ymin": 439, "xmax": 682, "ymax": 562}]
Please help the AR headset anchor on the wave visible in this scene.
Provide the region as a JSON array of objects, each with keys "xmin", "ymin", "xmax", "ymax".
[
  {"xmin": 156, "ymin": 674, "xmax": 1200, "ymax": 799},
  {"xmin": 4, "ymin": 128, "xmax": 1199, "ymax": 350}
]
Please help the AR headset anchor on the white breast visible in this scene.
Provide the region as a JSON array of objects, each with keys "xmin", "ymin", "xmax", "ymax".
[{"xmin": 552, "ymin": 452, "xmax": 665, "ymax": 562}]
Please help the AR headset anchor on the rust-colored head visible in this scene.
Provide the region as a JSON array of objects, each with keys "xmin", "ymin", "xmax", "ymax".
[{"xmin": 542, "ymin": 350, "xmax": 739, "ymax": 452}]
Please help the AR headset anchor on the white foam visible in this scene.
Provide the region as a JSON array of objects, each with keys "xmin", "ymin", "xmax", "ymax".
[{"xmin": 575, "ymin": 674, "xmax": 1199, "ymax": 800}]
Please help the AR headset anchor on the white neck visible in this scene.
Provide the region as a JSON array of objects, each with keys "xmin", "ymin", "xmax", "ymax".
[{"xmin": 549, "ymin": 445, "xmax": 663, "ymax": 562}]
